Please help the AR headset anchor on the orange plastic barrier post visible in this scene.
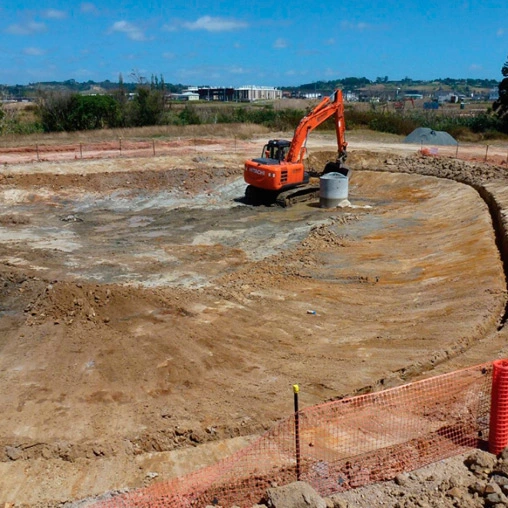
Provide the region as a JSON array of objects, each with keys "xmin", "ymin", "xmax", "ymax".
[{"xmin": 489, "ymin": 359, "xmax": 508, "ymax": 454}]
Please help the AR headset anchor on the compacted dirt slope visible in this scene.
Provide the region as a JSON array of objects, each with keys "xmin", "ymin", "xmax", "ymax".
[{"xmin": 0, "ymin": 136, "xmax": 506, "ymax": 505}]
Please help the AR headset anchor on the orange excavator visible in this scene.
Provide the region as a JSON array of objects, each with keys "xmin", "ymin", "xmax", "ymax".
[{"xmin": 244, "ymin": 89, "xmax": 349, "ymax": 206}]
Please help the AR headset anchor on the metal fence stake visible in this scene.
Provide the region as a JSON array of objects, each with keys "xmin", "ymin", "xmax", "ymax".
[{"xmin": 293, "ymin": 384, "xmax": 301, "ymax": 481}]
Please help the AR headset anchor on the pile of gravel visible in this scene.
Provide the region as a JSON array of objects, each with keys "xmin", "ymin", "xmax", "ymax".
[{"xmin": 404, "ymin": 127, "xmax": 458, "ymax": 146}]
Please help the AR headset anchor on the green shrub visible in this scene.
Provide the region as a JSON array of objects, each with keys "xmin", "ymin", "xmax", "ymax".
[
  {"xmin": 178, "ymin": 105, "xmax": 201, "ymax": 125},
  {"xmin": 368, "ymin": 113, "xmax": 418, "ymax": 135},
  {"xmin": 343, "ymin": 108, "xmax": 372, "ymax": 129}
]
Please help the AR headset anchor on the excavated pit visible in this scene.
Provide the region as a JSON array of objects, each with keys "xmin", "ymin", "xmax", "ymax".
[{"xmin": 0, "ymin": 144, "xmax": 506, "ymax": 505}]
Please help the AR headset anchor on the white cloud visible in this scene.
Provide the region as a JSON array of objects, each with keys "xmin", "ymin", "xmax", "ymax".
[
  {"xmin": 273, "ymin": 38, "xmax": 288, "ymax": 49},
  {"xmin": 110, "ymin": 21, "xmax": 146, "ymax": 41},
  {"xmin": 42, "ymin": 9, "xmax": 66, "ymax": 19},
  {"xmin": 497, "ymin": 28, "xmax": 504, "ymax": 37},
  {"xmin": 6, "ymin": 21, "xmax": 46, "ymax": 35},
  {"xmin": 174, "ymin": 64, "xmax": 250, "ymax": 82},
  {"xmin": 162, "ymin": 23, "xmax": 178, "ymax": 32},
  {"xmin": 299, "ymin": 49, "xmax": 320, "ymax": 56},
  {"xmin": 182, "ymin": 16, "xmax": 247, "ymax": 32},
  {"xmin": 81, "ymin": 3, "xmax": 99, "ymax": 15},
  {"xmin": 163, "ymin": 52, "xmax": 176, "ymax": 59},
  {"xmin": 286, "ymin": 69, "xmax": 308, "ymax": 77},
  {"xmin": 74, "ymin": 68, "xmax": 95, "ymax": 78},
  {"xmin": 23, "ymin": 47, "xmax": 46, "ymax": 56},
  {"xmin": 469, "ymin": 64, "xmax": 483, "ymax": 71},
  {"xmin": 229, "ymin": 66, "xmax": 248, "ymax": 74},
  {"xmin": 325, "ymin": 38, "xmax": 335, "ymax": 46},
  {"xmin": 340, "ymin": 21, "xmax": 372, "ymax": 31}
]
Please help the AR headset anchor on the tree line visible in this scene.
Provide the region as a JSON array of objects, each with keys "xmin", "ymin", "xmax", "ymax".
[
  {"xmin": 0, "ymin": 76, "xmax": 500, "ymax": 102},
  {"xmin": 1, "ymin": 59, "xmax": 507, "ymax": 137},
  {"xmin": 37, "ymin": 75, "xmax": 170, "ymax": 131}
]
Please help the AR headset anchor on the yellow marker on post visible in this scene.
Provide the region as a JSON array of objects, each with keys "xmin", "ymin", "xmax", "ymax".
[{"xmin": 293, "ymin": 383, "xmax": 301, "ymax": 480}]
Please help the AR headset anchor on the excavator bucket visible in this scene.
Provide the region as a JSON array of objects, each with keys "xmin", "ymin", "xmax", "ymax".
[{"xmin": 323, "ymin": 161, "xmax": 351, "ymax": 179}]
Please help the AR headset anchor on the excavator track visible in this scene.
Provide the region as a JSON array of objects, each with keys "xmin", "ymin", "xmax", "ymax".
[
  {"xmin": 275, "ymin": 184, "xmax": 320, "ymax": 207},
  {"xmin": 244, "ymin": 185, "xmax": 278, "ymax": 206},
  {"xmin": 245, "ymin": 184, "xmax": 320, "ymax": 207}
]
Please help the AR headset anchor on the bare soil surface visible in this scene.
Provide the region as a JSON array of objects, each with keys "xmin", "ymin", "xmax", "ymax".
[{"xmin": 0, "ymin": 134, "xmax": 507, "ymax": 506}]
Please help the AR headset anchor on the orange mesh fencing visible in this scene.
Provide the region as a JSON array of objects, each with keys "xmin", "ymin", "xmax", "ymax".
[
  {"xmin": 418, "ymin": 143, "xmax": 508, "ymax": 166},
  {"xmin": 97, "ymin": 362, "xmax": 497, "ymax": 507},
  {"xmin": 489, "ymin": 359, "xmax": 508, "ymax": 454}
]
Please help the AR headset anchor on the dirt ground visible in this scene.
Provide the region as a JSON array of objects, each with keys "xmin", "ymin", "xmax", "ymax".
[{"xmin": 0, "ymin": 133, "xmax": 508, "ymax": 506}]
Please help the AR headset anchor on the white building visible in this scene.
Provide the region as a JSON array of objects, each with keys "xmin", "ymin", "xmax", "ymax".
[
  {"xmin": 345, "ymin": 92, "xmax": 359, "ymax": 102},
  {"xmin": 303, "ymin": 92, "xmax": 322, "ymax": 99},
  {"xmin": 489, "ymin": 88, "xmax": 500, "ymax": 101},
  {"xmin": 170, "ymin": 91, "xmax": 200, "ymax": 101},
  {"xmin": 235, "ymin": 86, "xmax": 282, "ymax": 102}
]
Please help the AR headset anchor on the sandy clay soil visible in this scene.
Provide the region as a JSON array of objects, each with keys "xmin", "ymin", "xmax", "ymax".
[{"xmin": 0, "ymin": 134, "xmax": 508, "ymax": 505}]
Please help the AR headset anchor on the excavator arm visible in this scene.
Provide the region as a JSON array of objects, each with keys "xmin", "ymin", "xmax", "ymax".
[{"xmin": 286, "ymin": 89, "xmax": 347, "ymax": 164}]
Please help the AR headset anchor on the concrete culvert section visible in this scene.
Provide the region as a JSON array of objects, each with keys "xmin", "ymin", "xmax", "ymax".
[{"xmin": 0, "ymin": 144, "xmax": 506, "ymax": 504}]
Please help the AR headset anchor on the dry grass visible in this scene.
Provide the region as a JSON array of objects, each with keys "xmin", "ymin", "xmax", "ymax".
[
  {"xmin": 345, "ymin": 129, "xmax": 405, "ymax": 143},
  {"xmin": 0, "ymin": 123, "xmax": 270, "ymax": 148}
]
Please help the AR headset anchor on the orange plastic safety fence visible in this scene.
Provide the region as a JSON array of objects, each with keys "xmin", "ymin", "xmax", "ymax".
[
  {"xmin": 96, "ymin": 362, "xmax": 493, "ymax": 507},
  {"xmin": 489, "ymin": 359, "xmax": 508, "ymax": 454}
]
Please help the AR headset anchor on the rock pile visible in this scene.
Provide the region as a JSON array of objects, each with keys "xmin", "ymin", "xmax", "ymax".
[{"xmin": 203, "ymin": 450, "xmax": 508, "ymax": 508}]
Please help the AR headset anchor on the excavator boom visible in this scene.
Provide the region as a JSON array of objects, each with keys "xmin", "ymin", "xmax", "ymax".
[{"xmin": 286, "ymin": 90, "xmax": 347, "ymax": 164}]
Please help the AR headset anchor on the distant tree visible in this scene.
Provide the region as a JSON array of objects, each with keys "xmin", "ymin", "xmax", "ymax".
[
  {"xmin": 178, "ymin": 105, "xmax": 201, "ymax": 125},
  {"xmin": 340, "ymin": 77, "xmax": 371, "ymax": 89},
  {"xmin": 129, "ymin": 69, "xmax": 147, "ymax": 86},
  {"xmin": 111, "ymin": 73, "xmax": 128, "ymax": 125},
  {"xmin": 150, "ymin": 73, "xmax": 166, "ymax": 91},
  {"xmin": 36, "ymin": 89, "xmax": 73, "ymax": 131},
  {"xmin": 126, "ymin": 85, "xmax": 165, "ymax": 126},
  {"xmin": 0, "ymin": 102, "xmax": 5, "ymax": 134},
  {"xmin": 121, "ymin": 70, "xmax": 166, "ymax": 127},
  {"xmin": 66, "ymin": 95, "xmax": 121, "ymax": 130},
  {"xmin": 493, "ymin": 55, "xmax": 508, "ymax": 127},
  {"xmin": 37, "ymin": 91, "xmax": 121, "ymax": 131}
]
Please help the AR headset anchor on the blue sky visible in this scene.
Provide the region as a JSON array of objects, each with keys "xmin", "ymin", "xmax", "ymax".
[{"xmin": 1, "ymin": 1, "xmax": 507, "ymax": 87}]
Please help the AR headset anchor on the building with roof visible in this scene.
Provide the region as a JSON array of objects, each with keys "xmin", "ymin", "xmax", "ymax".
[
  {"xmin": 235, "ymin": 86, "xmax": 282, "ymax": 102},
  {"xmin": 168, "ymin": 85, "xmax": 283, "ymax": 102},
  {"xmin": 489, "ymin": 88, "xmax": 500, "ymax": 101},
  {"xmin": 170, "ymin": 91, "xmax": 200, "ymax": 101}
]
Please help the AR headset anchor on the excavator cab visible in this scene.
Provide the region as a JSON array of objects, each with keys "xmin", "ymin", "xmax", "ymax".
[{"xmin": 255, "ymin": 139, "xmax": 291, "ymax": 164}]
